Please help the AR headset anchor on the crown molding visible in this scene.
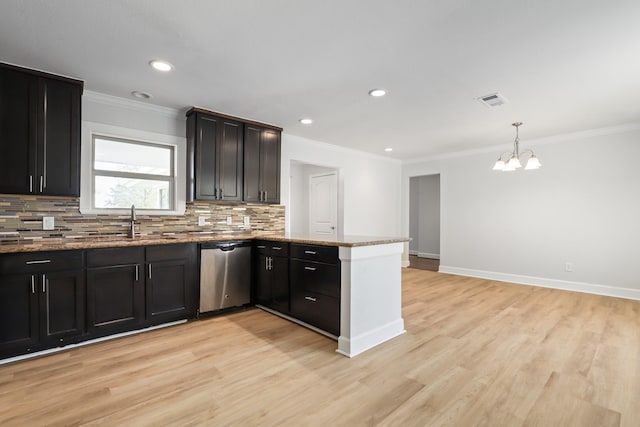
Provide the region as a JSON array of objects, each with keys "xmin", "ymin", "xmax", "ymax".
[
  {"xmin": 403, "ymin": 121, "xmax": 640, "ymax": 165},
  {"xmin": 83, "ymin": 90, "xmax": 183, "ymax": 119}
]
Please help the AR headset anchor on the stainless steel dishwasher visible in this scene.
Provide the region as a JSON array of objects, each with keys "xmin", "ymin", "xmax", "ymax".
[{"xmin": 199, "ymin": 240, "xmax": 252, "ymax": 314}]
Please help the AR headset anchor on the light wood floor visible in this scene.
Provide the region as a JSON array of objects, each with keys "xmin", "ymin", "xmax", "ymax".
[{"xmin": 1, "ymin": 269, "xmax": 639, "ymax": 426}]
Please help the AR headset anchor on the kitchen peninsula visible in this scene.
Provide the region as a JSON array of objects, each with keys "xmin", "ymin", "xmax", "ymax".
[{"xmin": 0, "ymin": 232, "xmax": 408, "ymax": 360}]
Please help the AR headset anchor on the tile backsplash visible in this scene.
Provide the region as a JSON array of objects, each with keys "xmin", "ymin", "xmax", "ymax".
[{"xmin": 0, "ymin": 194, "xmax": 285, "ymax": 246}]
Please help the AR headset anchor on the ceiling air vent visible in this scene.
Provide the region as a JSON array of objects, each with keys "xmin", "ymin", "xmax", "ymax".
[{"xmin": 477, "ymin": 92, "xmax": 508, "ymax": 108}]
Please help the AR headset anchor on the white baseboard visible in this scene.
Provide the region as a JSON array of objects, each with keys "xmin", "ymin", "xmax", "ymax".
[
  {"xmin": 438, "ymin": 265, "xmax": 640, "ymax": 301},
  {"xmin": 337, "ymin": 319, "xmax": 406, "ymax": 358},
  {"xmin": 417, "ymin": 252, "xmax": 440, "ymax": 260},
  {"xmin": 409, "ymin": 250, "xmax": 418, "ymax": 256}
]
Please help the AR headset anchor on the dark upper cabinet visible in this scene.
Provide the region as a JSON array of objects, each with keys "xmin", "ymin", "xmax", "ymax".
[
  {"xmin": 0, "ymin": 63, "xmax": 82, "ymax": 197},
  {"xmin": 244, "ymin": 125, "xmax": 281, "ymax": 204},
  {"xmin": 186, "ymin": 109, "xmax": 244, "ymax": 202},
  {"xmin": 0, "ymin": 250, "xmax": 85, "ymax": 358}
]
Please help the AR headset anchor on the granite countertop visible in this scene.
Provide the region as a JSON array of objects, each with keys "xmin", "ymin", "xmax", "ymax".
[{"xmin": 0, "ymin": 232, "xmax": 409, "ymax": 254}]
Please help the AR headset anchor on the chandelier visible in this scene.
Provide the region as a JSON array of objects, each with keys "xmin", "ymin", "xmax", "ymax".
[{"xmin": 492, "ymin": 122, "xmax": 541, "ymax": 171}]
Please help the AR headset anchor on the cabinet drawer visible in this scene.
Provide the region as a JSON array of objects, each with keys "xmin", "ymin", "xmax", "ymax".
[
  {"xmin": 0, "ymin": 250, "xmax": 84, "ymax": 275},
  {"xmin": 87, "ymin": 246, "xmax": 144, "ymax": 268},
  {"xmin": 146, "ymin": 243, "xmax": 194, "ymax": 262},
  {"xmin": 254, "ymin": 240, "xmax": 289, "ymax": 257},
  {"xmin": 290, "ymin": 244, "xmax": 338, "ymax": 264},
  {"xmin": 290, "ymin": 259, "xmax": 340, "ymax": 298},
  {"xmin": 290, "ymin": 290, "xmax": 340, "ymax": 336}
]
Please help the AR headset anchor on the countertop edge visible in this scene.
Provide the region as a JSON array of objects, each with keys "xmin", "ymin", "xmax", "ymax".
[{"xmin": 0, "ymin": 234, "xmax": 410, "ymax": 254}]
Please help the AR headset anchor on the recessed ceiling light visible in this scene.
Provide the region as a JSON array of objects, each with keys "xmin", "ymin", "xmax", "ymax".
[
  {"xmin": 385, "ymin": 148, "xmax": 393, "ymax": 152},
  {"xmin": 299, "ymin": 118, "xmax": 313, "ymax": 125},
  {"xmin": 149, "ymin": 60, "xmax": 173, "ymax": 72},
  {"xmin": 368, "ymin": 88, "xmax": 387, "ymax": 97},
  {"xmin": 131, "ymin": 91, "xmax": 152, "ymax": 99}
]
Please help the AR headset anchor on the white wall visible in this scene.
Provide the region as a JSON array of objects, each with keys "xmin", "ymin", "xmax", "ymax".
[
  {"xmin": 282, "ymin": 134, "xmax": 402, "ymax": 236},
  {"xmin": 409, "ymin": 174, "xmax": 440, "ymax": 258},
  {"xmin": 402, "ymin": 124, "xmax": 640, "ymax": 299}
]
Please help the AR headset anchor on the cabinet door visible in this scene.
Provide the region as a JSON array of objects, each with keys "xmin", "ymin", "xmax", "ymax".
[
  {"xmin": 243, "ymin": 125, "xmax": 262, "ymax": 203},
  {"xmin": 0, "ymin": 66, "xmax": 37, "ymax": 194},
  {"xmin": 254, "ymin": 253, "xmax": 271, "ymax": 306},
  {"xmin": 194, "ymin": 114, "xmax": 218, "ymax": 200},
  {"xmin": 39, "ymin": 78, "xmax": 81, "ymax": 196},
  {"xmin": 39, "ymin": 270, "xmax": 85, "ymax": 345},
  {"xmin": 270, "ymin": 255, "xmax": 289, "ymax": 313},
  {"xmin": 260, "ymin": 128, "xmax": 281, "ymax": 204},
  {"xmin": 0, "ymin": 274, "xmax": 39, "ymax": 355},
  {"xmin": 87, "ymin": 264, "xmax": 144, "ymax": 335},
  {"xmin": 218, "ymin": 119, "xmax": 243, "ymax": 201},
  {"xmin": 146, "ymin": 259, "xmax": 193, "ymax": 323}
]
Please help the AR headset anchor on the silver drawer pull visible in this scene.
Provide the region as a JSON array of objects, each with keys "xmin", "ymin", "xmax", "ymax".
[
  {"xmin": 272, "ymin": 247, "xmax": 282, "ymax": 250},
  {"xmin": 26, "ymin": 259, "xmax": 52, "ymax": 265},
  {"xmin": 304, "ymin": 266, "xmax": 317, "ymax": 271},
  {"xmin": 304, "ymin": 250, "xmax": 317, "ymax": 255},
  {"xmin": 305, "ymin": 296, "xmax": 317, "ymax": 302},
  {"xmin": 257, "ymin": 245, "xmax": 266, "ymax": 249}
]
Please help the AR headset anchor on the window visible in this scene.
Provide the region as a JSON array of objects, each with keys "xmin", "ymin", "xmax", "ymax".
[{"xmin": 92, "ymin": 135, "xmax": 175, "ymax": 211}]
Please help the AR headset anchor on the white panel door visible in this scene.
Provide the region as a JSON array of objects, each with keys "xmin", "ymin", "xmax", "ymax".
[{"xmin": 309, "ymin": 172, "xmax": 337, "ymax": 236}]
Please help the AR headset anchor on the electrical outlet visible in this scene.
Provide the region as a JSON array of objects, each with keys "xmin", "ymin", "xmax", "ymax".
[
  {"xmin": 198, "ymin": 216, "xmax": 206, "ymax": 226},
  {"xmin": 226, "ymin": 216, "xmax": 233, "ymax": 225},
  {"xmin": 243, "ymin": 216, "xmax": 250, "ymax": 226},
  {"xmin": 43, "ymin": 216, "xmax": 55, "ymax": 230},
  {"xmin": 564, "ymin": 262, "xmax": 573, "ymax": 272}
]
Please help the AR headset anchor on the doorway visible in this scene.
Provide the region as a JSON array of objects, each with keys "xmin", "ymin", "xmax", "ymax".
[
  {"xmin": 409, "ymin": 174, "xmax": 440, "ymax": 271},
  {"xmin": 289, "ymin": 161, "xmax": 341, "ymax": 236}
]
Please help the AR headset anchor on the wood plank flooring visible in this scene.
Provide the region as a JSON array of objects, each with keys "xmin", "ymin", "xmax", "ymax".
[{"xmin": 1, "ymin": 269, "xmax": 639, "ymax": 426}]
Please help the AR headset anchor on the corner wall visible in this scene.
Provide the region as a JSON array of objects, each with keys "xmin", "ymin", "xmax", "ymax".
[
  {"xmin": 402, "ymin": 124, "xmax": 640, "ymax": 299},
  {"xmin": 282, "ymin": 134, "xmax": 402, "ymax": 237}
]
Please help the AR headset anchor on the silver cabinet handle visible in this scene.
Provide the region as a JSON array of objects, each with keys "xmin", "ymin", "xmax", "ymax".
[
  {"xmin": 42, "ymin": 274, "xmax": 46, "ymax": 293},
  {"xmin": 304, "ymin": 296, "xmax": 317, "ymax": 302},
  {"xmin": 31, "ymin": 275, "xmax": 35, "ymax": 294},
  {"xmin": 26, "ymin": 259, "xmax": 51, "ymax": 265},
  {"xmin": 148, "ymin": 264, "xmax": 152, "ymax": 279},
  {"xmin": 265, "ymin": 257, "xmax": 269, "ymax": 270},
  {"xmin": 269, "ymin": 257, "xmax": 273, "ymax": 270},
  {"xmin": 272, "ymin": 247, "xmax": 282, "ymax": 251},
  {"xmin": 135, "ymin": 264, "xmax": 139, "ymax": 281},
  {"xmin": 304, "ymin": 251, "xmax": 317, "ymax": 255},
  {"xmin": 304, "ymin": 266, "xmax": 316, "ymax": 271},
  {"xmin": 40, "ymin": 175, "xmax": 44, "ymax": 193},
  {"xmin": 29, "ymin": 176, "xmax": 33, "ymax": 193},
  {"xmin": 219, "ymin": 188, "xmax": 223, "ymax": 199},
  {"xmin": 264, "ymin": 191, "xmax": 267, "ymax": 201},
  {"xmin": 257, "ymin": 245, "xmax": 266, "ymax": 249}
]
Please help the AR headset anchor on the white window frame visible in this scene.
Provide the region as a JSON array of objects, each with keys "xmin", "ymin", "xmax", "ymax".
[{"xmin": 80, "ymin": 121, "xmax": 186, "ymax": 215}]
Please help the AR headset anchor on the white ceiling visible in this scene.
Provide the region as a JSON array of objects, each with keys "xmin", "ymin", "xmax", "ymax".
[{"xmin": 1, "ymin": 0, "xmax": 639, "ymax": 160}]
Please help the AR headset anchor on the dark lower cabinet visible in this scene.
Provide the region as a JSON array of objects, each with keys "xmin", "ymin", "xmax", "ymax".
[
  {"xmin": 0, "ymin": 250, "xmax": 85, "ymax": 358},
  {"xmin": 254, "ymin": 241, "xmax": 289, "ymax": 313},
  {"xmin": 0, "ymin": 274, "xmax": 39, "ymax": 356},
  {"xmin": 146, "ymin": 244, "xmax": 197, "ymax": 324},
  {"xmin": 289, "ymin": 244, "xmax": 341, "ymax": 336},
  {"xmin": 39, "ymin": 269, "xmax": 85, "ymax": 345},
  {"xmin": 86, "ymin": 247, "xmax": 145, "ymax": 336}
]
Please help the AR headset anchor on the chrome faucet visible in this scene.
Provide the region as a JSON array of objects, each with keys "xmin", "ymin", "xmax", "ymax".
[{"xmin": 129, "ymin": 204, "xmax": 136, "ymax": 238}]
